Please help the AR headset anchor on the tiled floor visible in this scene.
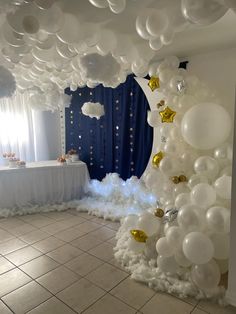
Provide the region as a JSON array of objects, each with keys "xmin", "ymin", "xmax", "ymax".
[{"xmin": 0, "ymin": 210, "xmax": 235, "ymax": 314}]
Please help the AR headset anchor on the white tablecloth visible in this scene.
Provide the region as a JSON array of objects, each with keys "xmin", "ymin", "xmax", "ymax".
[{"xmin": 0, "ymin": 160, "xmax": 90, "ymax": 209}]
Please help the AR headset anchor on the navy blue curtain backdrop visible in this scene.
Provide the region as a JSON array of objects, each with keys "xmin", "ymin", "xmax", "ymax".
[{"xmin": 65, "ymin": 74, "xmax": 153, "ymax": 180}]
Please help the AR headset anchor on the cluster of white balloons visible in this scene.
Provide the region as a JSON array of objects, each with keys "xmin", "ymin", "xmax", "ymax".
[
  {"xmin": 0, "ymin": 0, "xmax": 234, "ymax": 110},
  {"xmin": 123, "ymin": 56, "xmax": 232, "ymax": 296},
  {"xmin": 81, "ymin": 101, "xmax": 104, "ymax": 120}
]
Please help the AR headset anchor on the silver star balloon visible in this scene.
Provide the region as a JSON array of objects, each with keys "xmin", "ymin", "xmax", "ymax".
[
  {"xmin": 163, "ymin": 208, "xmax": 179, "ymax": 223},
  {"xmin": 176, "ymin": 79, "xmax": 186, "ymax": 94}
]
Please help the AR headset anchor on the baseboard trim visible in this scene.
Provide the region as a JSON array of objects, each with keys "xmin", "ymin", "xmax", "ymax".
[{"xmin": 226, "ymin": 290, "xmax": 236, "ymax": 307}]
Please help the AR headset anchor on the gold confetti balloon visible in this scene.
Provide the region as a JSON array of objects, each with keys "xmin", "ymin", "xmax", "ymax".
[
  {"xmin": 152, "ymin": 151, "xmax": 164, "ymax": 168},
  {"xmin": 157, "ymin": 100, "xmax": 165, "ymax": 109},
  {"xmin": 148, "ymin": 76, "xmax": 160, "ymax": 92},
  {"xmin": 159, "ymin": 106, "xmax": 176, "ymax": 123},
  {"xmin": 154, "ymin": 208, "xmax": 164, "ymax": 218},
  {"xmin": 171, "ymin": 176, "xmax": 180, "ymax": 184},
  {"xmin": 179, "ymin": 174, "xmax": 188, "ymax": 182},
  {"xmin": 130, "ymin": 229, "xmax": 148, "ymax": 243}
]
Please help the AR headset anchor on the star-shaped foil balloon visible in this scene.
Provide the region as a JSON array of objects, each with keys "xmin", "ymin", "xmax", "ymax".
[
  {"xmin": 152, "ymin": 151, "xmax": 164, "ymax": 168},
  {"xmin": 159, "ymin": 106, "xmax": 176, "ymax": 123},
  {"xmin": 130, "ymin": 229, "xmax": 148, "ymax": 243},
  {"xmin": 148, "ymin": 76, "xmax": 160, "ymax": 92}
]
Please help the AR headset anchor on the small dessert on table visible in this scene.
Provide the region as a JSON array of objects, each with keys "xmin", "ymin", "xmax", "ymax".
[
  {"xmin": 16, "ymin": 161, "xmax": 26, "ymax": 168},
  {"xmin": 68, "ymin": 149, "xmax": 79, "ymax": 162},
  {"xmin": 8, "ymin": 157, "xmax": 20, "ymax": 168}
]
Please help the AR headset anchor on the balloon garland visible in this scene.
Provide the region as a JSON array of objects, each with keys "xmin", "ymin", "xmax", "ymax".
[{"xmin": 115, "ymin": 56, "xmax": 232, "ymax": 300}]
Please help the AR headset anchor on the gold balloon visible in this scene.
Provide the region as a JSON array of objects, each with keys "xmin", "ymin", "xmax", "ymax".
[
  {"xmin": 130, "ymin": 229, "xmax": 148, "ymax": 243},
  {"xmin": 159, "ymin": 106, "xmax": 176, "ymax": 123},
  {"xmin": 152, "ymin": 151, "xmax": 164, "ymax": 168},
  {"xmin": 148, "ymin": 76, "xmax": 160, "ymax": 92},
  {"xmin": 157, "ymin": 99, "xmax": 165, "ymax": 109},
  {"xmin": 154, "ymin": 208, "xmax": 164, "ymax": 218},
  {"xmin": 171, "ymin": 176, "xmax": 180, "ymax": 184},
  {"xmin": 179, "ymin": 174, "xmax": 188, "ymax": 182}
]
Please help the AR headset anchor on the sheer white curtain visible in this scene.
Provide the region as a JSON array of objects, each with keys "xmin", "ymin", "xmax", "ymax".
[{"xmin": 0, "ymin": 91, "xmax": 62, "ymax": 165}]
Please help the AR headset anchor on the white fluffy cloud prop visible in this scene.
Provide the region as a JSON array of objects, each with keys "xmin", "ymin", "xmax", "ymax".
[
  {"xmin": 0, "ymin": 66, "xmax": 16, "ymax": 98},
  {"xmin": 81, "ymin": 101, "xmax": 105, "ymax": 119}
]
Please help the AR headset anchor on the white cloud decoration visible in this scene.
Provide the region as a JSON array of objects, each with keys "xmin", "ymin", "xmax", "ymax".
[{"xmin": 81, "ymin": 101, "xmax": 105, "ymax": 119}]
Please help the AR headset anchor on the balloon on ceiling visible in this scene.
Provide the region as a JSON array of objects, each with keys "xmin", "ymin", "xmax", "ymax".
[
  {"xmin": 0, "ymin": 0, "xmax": 234, "ymax": 110},
  {"xmin": 114, "ymin": 55, "xmax": 232, "ymax": 300}
]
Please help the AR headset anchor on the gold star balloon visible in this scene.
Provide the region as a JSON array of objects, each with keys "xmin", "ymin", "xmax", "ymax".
[
  {"xmin": 152, "ymin": 151, "xmax": 164, "ymax": 168},
  {"xmin": 154, "ymin": 208, "xmax": 164, "ymax": 218},
  {"xmin": 159, "ymin": 106, "xmax": 176, "ymax": 123},
  {"xmin": 148, "ymin": 76, "xmax": 160, "ymax": 92},
  {"xmin": 130, "ymin": 229, "xmax": 148, "ymax": 243}
]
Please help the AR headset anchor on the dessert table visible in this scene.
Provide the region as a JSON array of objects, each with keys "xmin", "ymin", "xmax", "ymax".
[{"xmin": 0, "ymin": 160, "xmax": 90, "ymax": 211}]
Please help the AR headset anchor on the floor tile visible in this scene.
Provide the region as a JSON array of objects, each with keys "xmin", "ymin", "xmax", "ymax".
[
  {"xmin": 90, "ymin": 217, "xmax": 110, "ymax": 225},
  {"xmin": 0, "ymin": 229, "xmax": 15, "ymax": 243},
  {"xmin": 0, "ymin": 268, "xmax": 31, "ymax": 297},
  {"xmin": 86, "ymin": 263, "xmax": 128, "ymax": 291},
  {"xmin": 88, "ymin": 242, "xmax": 114, "ymax": 262},
  {"xmin": 41, "ymin": 211, "xmax": 75, "ymax": 221},
  {"xmin": 107, "ymin": 237, "xmax": 118, "ymax": 245},
  {"xmin": 2, "ymin": 281, "xmax": 52, "ymax": 314},
  {"xmin": 106, "ymin": 221, "xmax": 120, "ymax": 231},
  {"xmin": 76, "ymin": 221, "xmax": 102, "ymax": 233},
  {"xmin": 0, "ymin": 238, "xmax": 27, "ymax": 255},
  {"xmin": 46, "ymin": 244, "xmax": 83, "ymax": 264},
  {"xmin": 36, "ymin": 266, "xmax": 79, "ymax": 294},
  {"xmin": 54, "ymin": 227, "xmax": 85, "ymax": 242},
  {"xmin": 19, "ymin": 229, "xmax": 50, "ymax": 244},
  {"xmin": 57, "ymin": 278, "xmax": 106, "ymax": 313},
  {"xmin": 40, "ymin": 221, "xmax": 69, "ymax": 235},
  {"xmin": 110, "ymin": 277, "xmax": 155, "ymax": 309},
  {"xmin": 89, "ymin": 227, "xmax": 116, "ymax": 241},
  {"xmin": 65, "ymin": 253, "xmax": 104, "ymax": 276},
  {"xmin": 27, "ymin": 297, "xmax": 76, "ymax": 314},
  {"xmin": 108, "ymin": 258, "xmax": 129, "ymax": 272},
  {"xmin": 62, "ymin": 216, "xmax": 88, "ymax": 227},
  {"xmin": 198, "ymin": 300, "xmax": 236, "ymax": 314},
  {"xmin": 0, "ymin": 257, "xmax": 15, "ymax": 275},
  {"xmin": 22, "ymin": 216, "xmax": 55, "ymax": 228},
  {"xmin": 82, "ymin": 293, "xmax": 136, "ymax": 314},
  {"xmin": 0, "ymin": 300, "xmax": 13, "ymax": 314},
  {"xmin": 32, "ymin": 236, "xmax": 65, "ymax": 253},
  {"xmin": 70, "ymin": 234, "xmax": 103, "ymax": 251},
  {"xmin": 19, "ymin": 255, "xmax": 59, "ymax": 279},
  {"xmin": 0, "ymin": 217, "xmax": 25, "ymax": 230},
  {"xmin": 140, "ymin": 293, "xmax": 194, "ymax": 314},
  {"xmin": 5, "ymin": 246, "xmax": 42, "ymax": 266},
  {"xmin": 9, "ymin": 223, "xmax": 36, "ymax": 236},
  {"xmin": 76, "ymin": 212, "xmax": 94, "ymax": 219}
]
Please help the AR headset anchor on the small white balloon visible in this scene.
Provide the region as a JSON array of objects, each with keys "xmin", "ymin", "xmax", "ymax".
[
  {"xmin": 157, "ymin": 255, "xmax": 179, "ymax": 273},
  {"xmin": 175, "ymin": 193, "xmax": 191, "ymax": 209},
  {"xmin": 175, "ymin": 249, "xmax": 192, "ymax": 267},
  {"xmin": 166, "ymin": 226, "xmax": 184, "ymax": 250},
  {"xmin": 188, "ymin": 174, "xmax": 208, "ymax": 189},
  {"xmin": 138, "ymin": 213, "xmax": 161, "ymax": 236},
  {"xmin": 146, "ymin": 11, "xmax": 169, "ymax": 37},
  {"xmin": 183, "ymin": 232, "xmax": 214, "ymax": 264},
  {"xmin": 177, "ymin": 204, "xmax": 202, "ymax": 232},
  {"xmin": 156, "ymin": 237, "xmax": 173, "ymax": 257},
  {"xmin": 194, "ymin": 156, "xmax": 219, "ymax": 180},
  {"xmin": 191, "ymin": 183, "xmax": 216, "ymax": 209},
  {"xmin": 206, "ymin": 206, "xmax": 230, "ymax": 233},
  {"xmin": 214, "ymin": 175, "xmax": 231, "ymax": 200}
]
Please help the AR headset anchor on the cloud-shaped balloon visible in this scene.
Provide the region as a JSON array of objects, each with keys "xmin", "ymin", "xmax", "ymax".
[
  {"xmin": 81, "ymin": 101, "xmax": 105, "ymax": 119},
  {"xmin": 0, "ymin": 66, "xmax": 16, "ymax": 98}
]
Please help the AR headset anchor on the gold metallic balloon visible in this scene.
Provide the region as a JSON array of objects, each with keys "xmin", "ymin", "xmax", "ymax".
[
  {"xmin": 152, "ymin": 151, "xmax": 164, "ymax": 168},
  {"xmin": 148, "ymin": 76, "xmax": 160, "ymax": 92},
  {"xmin": 154, "ymin": 208, "xmax": 164, "ymax": 218},
  {"xmin": 171, "ymin": 176, "xmax": 180, "ymax": 184},
  {"xmin": 159, "ymin": 106, "xmax": 176, "ymax": 123},
  {"xmin": 130, "ymin": 229, "xmax": 148, "ymax": 243},
  {"xmin": 179, "ymin": 174, "xmax": 188, "ymax": 182},
  {"xmin": 157, "ymin": 99, "xmax": 165, "ymax": 109}
]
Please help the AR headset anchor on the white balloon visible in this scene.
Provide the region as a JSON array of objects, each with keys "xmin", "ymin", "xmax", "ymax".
[
  {"xmin": 146, "ymin": 11, "xmax": 168, "ymax": 37},
  {"xmin": 194, "ymin": 156, "xmax": 219, "ymax": 180},
  {"xmin": 177, "ymin": 204, "xmax": 202, "ymax": 232},
  {"xmin": 57, "ymin": 14, "xmax": 81, "ymax": 44},
  {"xmin": 128, "ymin": 237, "xmax": 145, "ymax": 253},
  {"xmin": 214, "ymin": 175, "xmax": 231, "ymax": 200},
  {"xmin": 166, "ymin": 226, "xmax": 184, "ymax": 250},
  {"xmin": 188, "ymin": 174, "xmax": 208, "ymax": 189},
  {"xmin": 149, "ymin": 37, "xmax": 163, "ymax": 51},
  {"xmin": 136, "ymin": 13, "xmax": 152, "ymax": 40},
  {"xmin": 175, "ymin": 249, "xmax": 192, "ymax": 267},
  {"xmin": 147, "ymin": 110, "xmax": 160, "ymax": 127},
  {"xmin": 191, "ymin": 183, "xmax": 216, "ymax": 209},
  {"xmin": 156, "ymin": 237, "xmax": 173, "ymax": 257},
  {"xmin": 138, "ymin": 213, "xmax": 161, "ymax": 236},
  {"xmin": 175, "ymin": 193, "xmax": 191, "ymax": 209},
  {"xmin": 191, "ymin": 260, "xmax": 221, "ymax": 292},
  {"xmin": 183, "ymin": 232, "xmax": 214, "ymax": 264},
  {"xmin": 159, "ymin": 156, "xmax": 181, "ymax": 176},
  {"xmin": 206, "ymin": 206, "xmax": 230, "ymax": 233},
  {"xmin": 157, "ymin": 255, "xmax": 179, "ymax": 273},
  {"xmin": 181, "ymin": 103, "xmax": 232, "ymax": 150}
]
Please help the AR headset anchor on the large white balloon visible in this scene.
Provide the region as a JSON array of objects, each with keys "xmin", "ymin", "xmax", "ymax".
[
  {"xmin": 166, "ymin": 226, "xmax": 184, "ymax": 250},
  {"xmin": 146, "ymin": 10, "xmax": 168, "ymax": 37},
  {"xmin": 181, "ymin": 103, "xmax": 231, "ymax": 150},
  {"xmin": 191, "ymin": 183, "xmax": 216, "ymax": 209},
  {"xmin": 191, "ymin": 260, "xmax": 221, "ymax": 292},
  {"xmin": 194, "ymin": 156, "xmax": 219, "ymax": 180},
  {"xmin": 182, "ymin": 232, "xmax": 214, "ymax": 264},
  {"xmin": 156, "ymin": 237, "xmax": 173, "ymax": 257},
  {"xmin": 177, "ymin": 204, "xmax": 202, "ymax": 232},
  {"xmin": 138, "ymin": 213, "xmax": 161, "ymax": 236},
  {"xmin": 157, "ymin": 255, "xmax": 179, "ymax": 273},
  {"xmin": 206, "ymin": 206, "xmax": 230, "ymax": 233}
]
